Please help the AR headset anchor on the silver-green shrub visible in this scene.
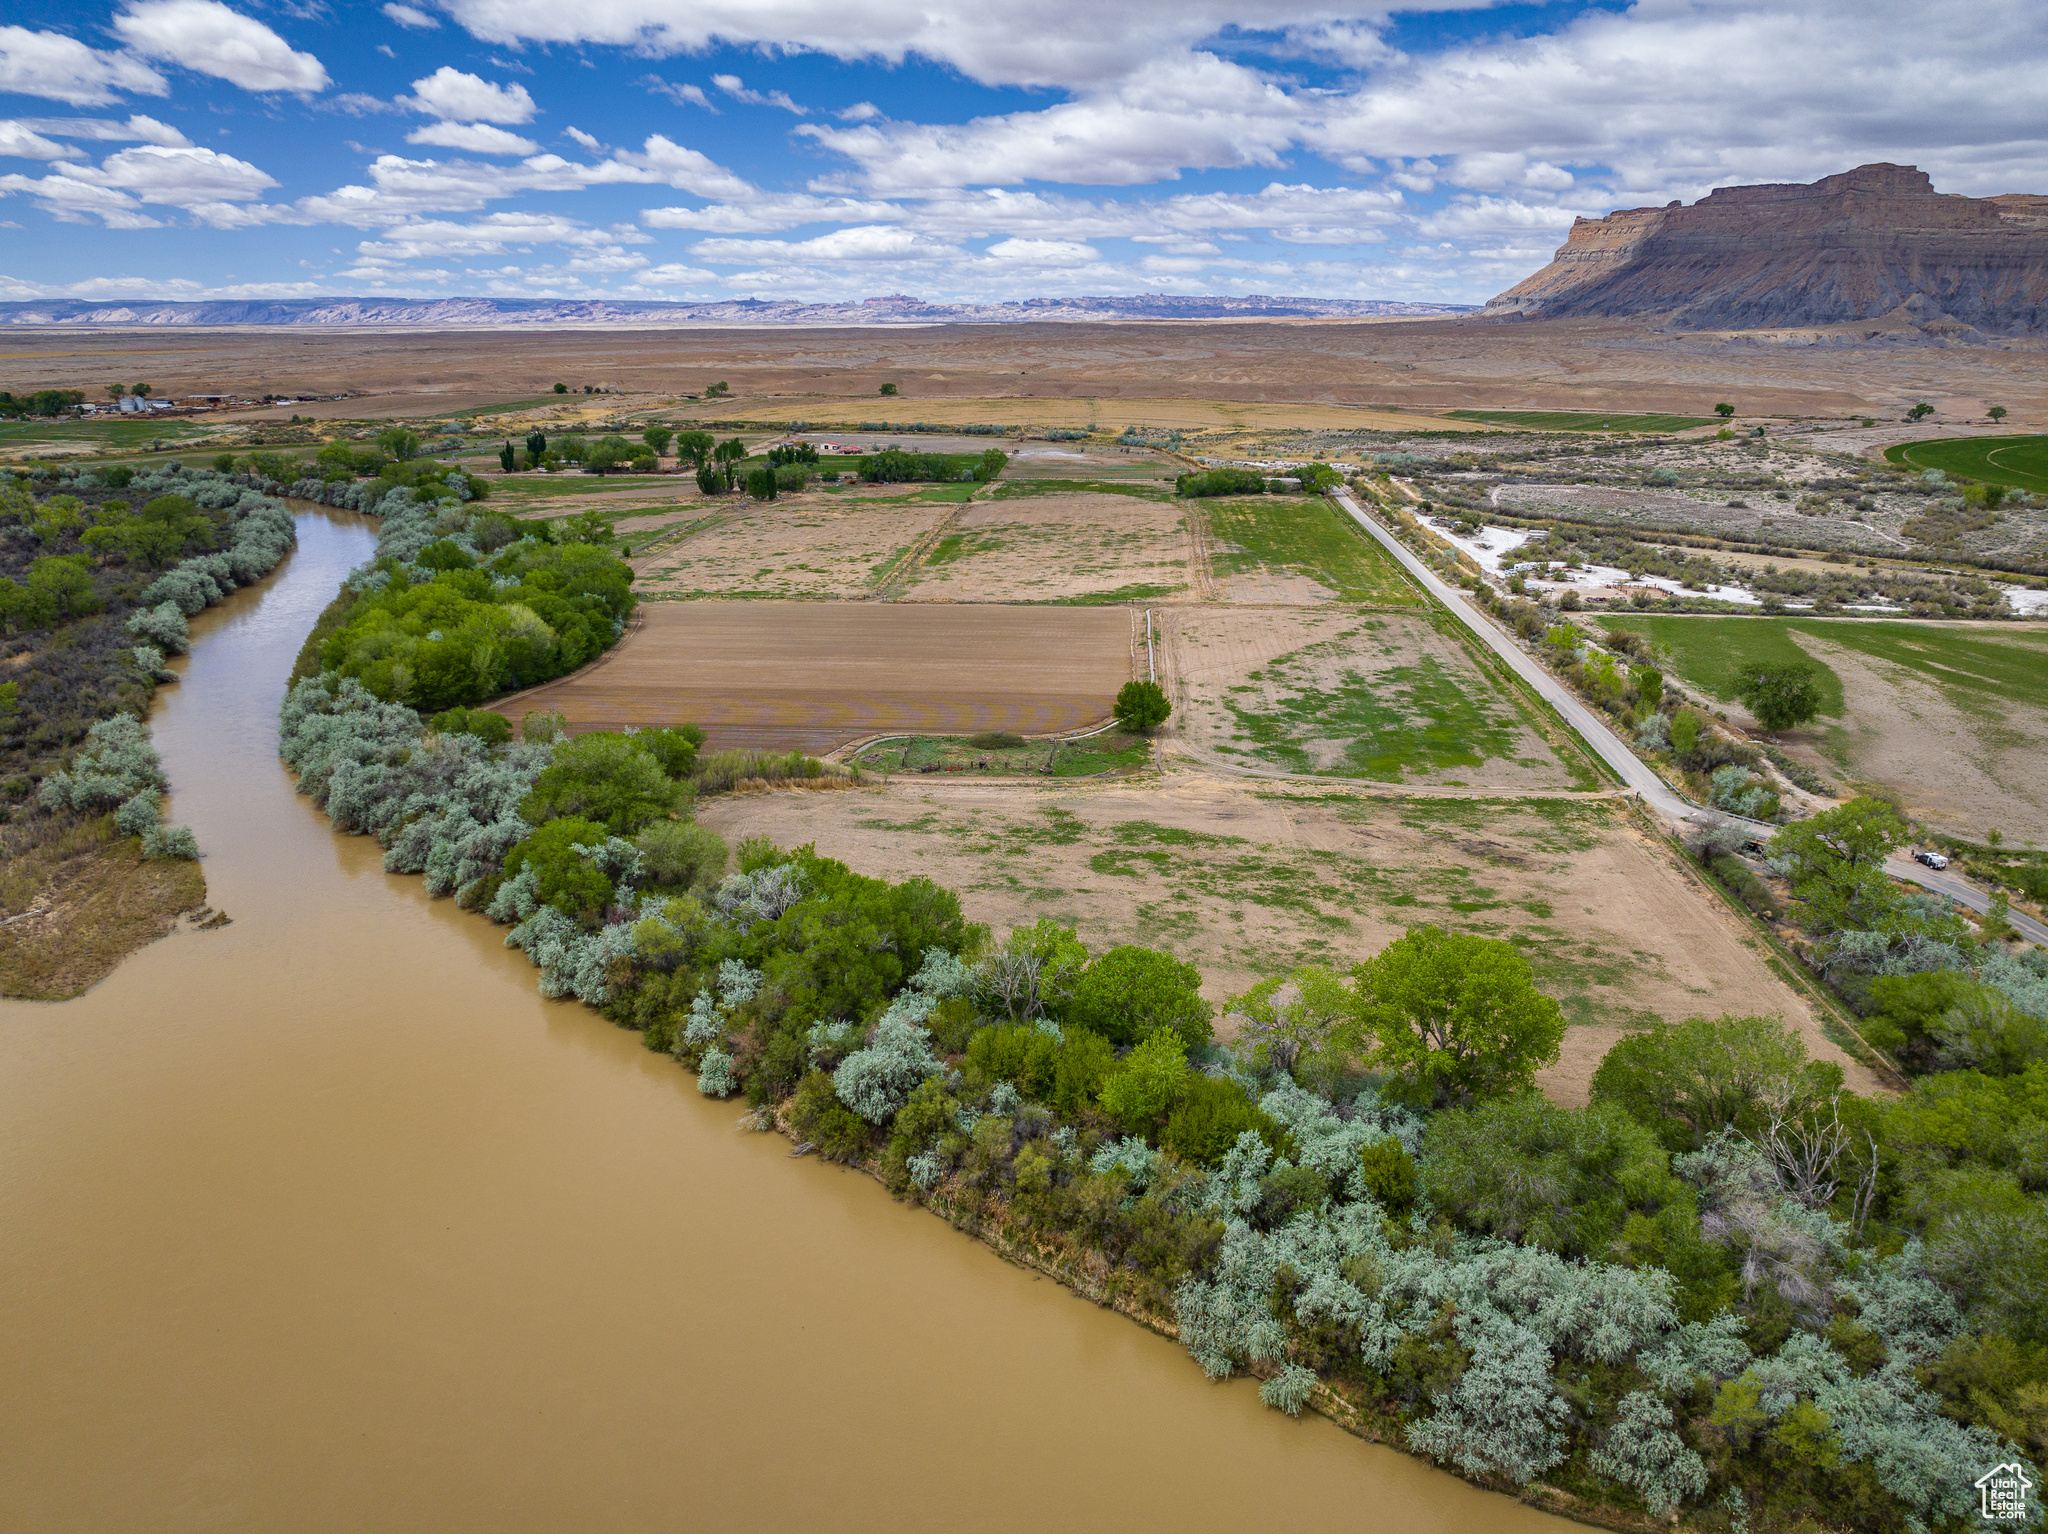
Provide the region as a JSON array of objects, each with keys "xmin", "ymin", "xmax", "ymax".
[
  {"xmin": 126, "ymin": 601, "xmax": 189, "ymax": 654},
  {"xmin": 114, "ymin": 790, "xmax": 161, "ymax": 836},
  {"xmin": 39, "ymin": 713, "xmax": 169, "ymax": 811},
  {"xmin": 142, "ymin": 823, "xmax": 199, "ymax": 859}
]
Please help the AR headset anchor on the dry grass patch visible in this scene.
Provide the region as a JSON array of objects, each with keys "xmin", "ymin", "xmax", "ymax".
[
  {"xmin": 0, "ymin": 813, "xmax": 206, "ymax": 1000},
  {"xmin": 637, "ymin": 498, "xmax": 956, "ymax": 599},
  {"xmin": 903, "ymin": 492, "xmax": 1192, "ymax": 603},
  {"xmin": 1164, "ymin": 607, "xmax": 1585, "ymax": 789},
  {"xmin": 694, "ymin": 772, "xmax": 1867, "ymax": 1101}
]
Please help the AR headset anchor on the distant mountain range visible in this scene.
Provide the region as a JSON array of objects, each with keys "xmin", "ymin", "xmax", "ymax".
[
  {"xmin": 0, "ymin": 293, "xmax": 1472, "ymax": 328},
  {"xmin": 1485, "ymin": 163, "xmax": 2048, "ymax": 334}
]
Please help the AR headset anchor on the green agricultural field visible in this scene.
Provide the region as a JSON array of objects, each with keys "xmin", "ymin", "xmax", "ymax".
[
  {"xmin": 850, "ymin": 730, "xmax": 1151, "ymax": 777},
  {"xmin": 1227, "ymin": 653, "xmax": 1529, "ymax": 780},
  {"xmin": 1598, "ymin": 615, "xmax": 1848, "ymax": 717},
  {"xmin": 0, "ymin": 418, "xmax": 212, "ymax": 450},
  {"xmin": 1882, "ymin": 434, "xmax": 2048, "ymax": 493},
  {"xmin": 1603, "ymin": 615, "xmax": 2048, "ymax": 716},
  {"xmin": 1204, "ymin": 495, "xmax": 1421, "ymax": 605},
  {"xmin": 1442, "ymin": 410, "xmax": 1720, "ymax": 432},
  {"xmin": 483, "ymin": 474, "xmax": 691, "ymax": 499},
  {"xmin": 986, "ymin": 477, "xmax": 1174, "ymax": 499}
]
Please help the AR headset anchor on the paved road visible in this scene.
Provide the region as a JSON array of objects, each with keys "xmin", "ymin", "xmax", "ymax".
[{"xmin": 1330, "ymin": 488, "xmax": 2048, "ymax": 946}]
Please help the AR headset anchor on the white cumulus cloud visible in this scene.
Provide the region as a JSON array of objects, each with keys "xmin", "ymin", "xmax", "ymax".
[
  {"xmin": 711, "ymin": 74, "xmax": 806, "ymax": 114},
  {"xmin": 383, "ymin": 4, "xmax": 441, "ymax": 28},
  {"xmin": 20, "ymin": 114, "xmax": 194, "ymax": 147},
  {"xmin": 405, "ymin": 121, "xmax": 540, "ymax": 154},
  {"xmin": 112, "ymin": 0, "xmax": 331, "ymax": 94},
  {"xmin": 0, "ymin": 122, "xmax": 84, "ymax": 161},
  {"xmin": 0, "ymin": 26, "xmax": 167, "ymax": 105},
  {"xmin": 401, "ymin": 66, "xmax": 537, "ymax": 123}
]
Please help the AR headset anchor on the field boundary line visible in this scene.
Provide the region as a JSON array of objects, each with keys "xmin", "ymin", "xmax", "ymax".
[
  {"xmin": 871, "ymin": 501, "xmax": 969, "ymax": 600},
  {"xmin": 482, "ymin": 604, "xmax": 647, "ymax": 722}
]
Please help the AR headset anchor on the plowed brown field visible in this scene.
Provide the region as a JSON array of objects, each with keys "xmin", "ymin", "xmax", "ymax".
[{"xmin": 503, "ymin": 601, "xmax": 1134, "ymax": 752}]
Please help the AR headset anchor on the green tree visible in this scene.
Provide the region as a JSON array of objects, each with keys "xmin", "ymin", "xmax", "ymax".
[
  {"xmin": 498, "ymin": 441, "xmax": 516, "ymax": 472},
  {"xmin": 560, "ymin": 508, "xmax": 616, "ymax": 546},
  {"xmin": 712, "ymin": 437, "xmax": 748, "ymax": 491},
  {"xmin": 1352, "ymin": 925, "xmax": 1565, "ymax": 1108},
  {"xmin": 374, "ymin": 426, "xmax": 421, "ymax": 462},
  {"xmin": 1670, "ymin": 706, "xmax": 1702, "ymax": 760},
  {"xmin": 1357, "ymin": 1138, "xmax": 1416, "ymax": 1212},
  {"xmin": 703, "ymin": 381, "xmax": 729, "ymax": 398},
  {"xmin": 745, "ymin": 464, "xmax": 778, "ymax": 500},
  {"xmin": 25, "ymin": 554, "xmax": 100, "ymax": 620},
  {"xmin": 675, "ymin": 430, "xmax": 714, "ymax": 468},
  {"xmin": 1769, "ymin": 796, "xmax": 1907, "ymax": 884},
  {"xmin": 1225, "ymin": 965, "xmax": 1356, "ymax": 1081},
  {"xmin": 554, "ymin": 382, "xmax": 568, "ymax": 394},
  {"xmin": 878, "ymin": 382, "xmax": 898, "ymax": 396},
  {"xmin": 635, "ymin": 819, "xmax": 727, "ymax": 891},
  {"xmin": 1800, "ymin": 860, "xmax": 1909, "ymax": 936},
  {"xmin": 525, "ymin": 430, "xmax": 547, "ymax": 464},
  {"xmin": 973, "ymin": 448, "xmax": 1009, "ymax": 482},
  {"xmin": 1633, "ymin": 665, "xmax": 1663, "ymax": 710},
  {"xmin": 642, "ymin": 425, "xmax": 675, "ymax": 458},
  {"xmin": 131, "ymin": 383, "xmax": 151, "ymax": 398},
  {"xmin": 1733, "ymin": 659, "xmax": 1822, "ymax": 732},
  {"xmin": 107, "ymin": 383, "xmax": 124, "ymax": 401},
  {"xmin": 1422, "ymin": 1094, "xmax": 1691, "ymax": 1259},
  {"xmin": 1714, "ymin": 402, "xmax": 1735, "ymax": 418},
  {"xmin": 520, "ymin": 731, "xmax": 679, "ymax": 833},
  {"xmin": 1100, "ymin": 1028, "xmax": 1191, "ymax": 1136},
  {"xmin": 1160, "ymin": 1075, "xmax": 1283, "ymax": 1165},
  {"xmin": 1988, "ymin": 406, "xmax": 2008, "ymax": 423},
  {"xmin": 1590, "ymin": 1013, "xmax": 1842, "ymax": 1151},
  {"xmin": 634, "ymin": 723, "xmax": 703, "ymax": 778},
  {"xmin": 501, "ymin": 816, "xmax": 616, "ymax": 921},
  {"xmin": 1908, "ymin": 402, "xmax": 1934, "ymax": 421},
  {"xmin": 583, "ymin": 436, "xmax": 634, "ymax": 475},
  {"xmin": 979, "ymin": 917, "xmax": 1088, "ymax": 1022},
  {"xmin": 1068, "ymin": 945, "xmax": 1212, "ymax": 1050},
  {"xmin": 1113, "ymin": 679, "xmax": 1170, "ymax": 733}
]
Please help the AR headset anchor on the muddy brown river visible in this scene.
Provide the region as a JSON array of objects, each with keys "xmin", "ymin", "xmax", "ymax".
[{"xmin": 0, "ymin": 511, "xmax": 1568, "ymax": 1532}]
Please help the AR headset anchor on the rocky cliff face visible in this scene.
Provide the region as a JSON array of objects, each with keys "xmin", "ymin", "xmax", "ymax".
[{"xmin": 1486, "ymin": 164, "xmax": 2048, "ymax": 334}]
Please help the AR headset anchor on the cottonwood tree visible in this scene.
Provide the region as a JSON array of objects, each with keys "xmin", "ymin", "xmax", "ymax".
[
  {"xmin": 978, "ymin": 918, "xmax": 1087, "ymax": 1022},
  {"xmin": 1225, "ymin": 965, "xmax": 1356, "ymax": 1081},
  {"xmin": 1732, "ymin": 660, "xmax": 1822, "ymax": 733},
  {"xmin": 1590, "ymin": 1013, "xmax": 1842, "ymax": 1152},
  {"xmin": 374, "ymin": 426, "xmax": 420, "ymax": 462},
  {"xmin": 1769, "ymin": 796, "xmax": 1907, "ymax": 884},
  {"xmin": 1069, "ymin": 945, "xmax": 1212, "ymax": 1050},
  {"xmin": 1113, "ymin": 679, "xmax": 1170, "ymax": 732},
  {"xmin": 1352, "ymin": 925, "xmax": 1564, "ymax": 1108}
]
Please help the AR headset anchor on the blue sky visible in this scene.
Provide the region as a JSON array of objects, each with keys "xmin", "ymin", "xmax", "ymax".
[{"xmin": 2, "ymin": 0, "xmax": 2042, "ymax": 306}]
